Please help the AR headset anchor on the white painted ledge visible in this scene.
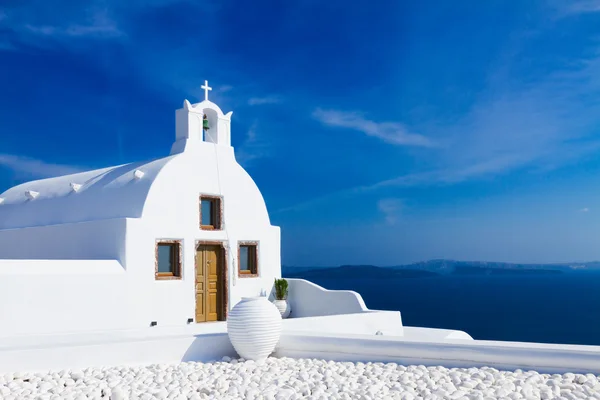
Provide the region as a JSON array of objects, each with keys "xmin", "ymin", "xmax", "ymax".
[
  {"xmin": 402, "ymin": 326, "xmax": 473, "ymax": 341},
  {"xmin": 275, "ymin": 332, "xmax": 600, "ymax": 375}
]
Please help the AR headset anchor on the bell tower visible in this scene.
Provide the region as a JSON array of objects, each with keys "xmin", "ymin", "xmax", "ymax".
[{"xmin": 170, "ymin": 80, "xmax": 233, "ymax": 155}]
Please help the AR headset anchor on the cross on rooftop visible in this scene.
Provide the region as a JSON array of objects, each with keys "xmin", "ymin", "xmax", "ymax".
[{"xmin": 201, "ymin": 80, "xmax": 212, "ymax": 101}]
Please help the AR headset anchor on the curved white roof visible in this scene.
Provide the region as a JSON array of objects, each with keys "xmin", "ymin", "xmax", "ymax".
[
  {"xmin": 0, "ymin": 97, "xmax": 267, "ymax": 231},
  {"xmin": 0, "ymin": 155, "xmax": 177, "ymax": 230}
]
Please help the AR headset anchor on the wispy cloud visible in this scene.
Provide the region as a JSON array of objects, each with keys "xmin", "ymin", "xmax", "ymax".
[
  {"xmin": 368, "ymin": 155, "xmax": 537, "ymax": 190},
  {"xmin": 5, "ymin": 6, "xmax": 123, "ymax": 41},
  {"xmin": 378, "ymin": 198, "xmax": 403, "ymax": 225},
  {"xmin": 275, "ymin": 146, "xmax": 600, "ymax": 214},
  {"xmin": 278, "ymin": 27, "xmax": 600, "ymax": 213},
  {"xmin": 563, "ymin": 0, "xmax": 600, "ymax": 15},
  {"xmin": 313, "ymin": 109, "xmax": 436, "ymax": 147},
  {"xmin": 23, "ymin": 9, "xmax": 122, "ymax": 39},
  {"xmin": 235, "ymin": 122, "xmax": 270, "ymax": 167},
  {"xmin": 248, "ymin": 95, "xmax": 282, "ymax": 106},
  {"xmin": 66, "ymin": 22, "xmax": 122, "ymax": 38},
  {"xmin": 580, "ymin": 207, "xmax": 590, "ymax": 212},
  {"xmin": 273, "ymin": 156, "xmax": 538, "ymax": 214},
  {"xmin": 0, "ymin": 154, "xmax": 86, "ymax": 179}
]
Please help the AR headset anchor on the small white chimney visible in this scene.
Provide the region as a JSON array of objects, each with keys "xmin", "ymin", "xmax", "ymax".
[
  {"xmin": 133, "ymin": 169, "xmax": 145, "ymax": 180},
  {"xmin": 25, "ymin": 190, "xmax": 39, "ymax": 200}
]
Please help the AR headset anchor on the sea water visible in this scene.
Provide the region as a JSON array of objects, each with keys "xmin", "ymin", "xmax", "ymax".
[{"xmin": 304, "ymin": 271, "xmax": 600, "ymax": 346}]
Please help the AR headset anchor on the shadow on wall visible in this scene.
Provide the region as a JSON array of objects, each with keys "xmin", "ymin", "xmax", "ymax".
[{"xmin": 181, "ymin": 333, "xmax": 237, "ymax": 362}]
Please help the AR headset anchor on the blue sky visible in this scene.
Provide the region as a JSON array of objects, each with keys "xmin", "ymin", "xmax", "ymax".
[{"xmin": 1, "ymin": 0, "xmax": 600, "ymax": 266}]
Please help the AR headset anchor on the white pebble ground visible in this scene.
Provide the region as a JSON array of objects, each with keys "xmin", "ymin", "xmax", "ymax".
[{"xmin": 1, "ymin": 357, "xmax": 599, "ymax": 400}]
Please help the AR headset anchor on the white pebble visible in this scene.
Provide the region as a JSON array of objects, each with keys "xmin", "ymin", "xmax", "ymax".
[{"xmin": 0, "ymin": 358, "xmax": 598, "ymax": 399}]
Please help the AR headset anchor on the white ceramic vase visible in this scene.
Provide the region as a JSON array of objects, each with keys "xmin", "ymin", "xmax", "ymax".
[
  {"xmin": 227, "ymin": 296, "xmax": 282, "ymax": 361},
  {"xmin": 273, "ymin": 299, "xmax": 291, "ymax": 319}
]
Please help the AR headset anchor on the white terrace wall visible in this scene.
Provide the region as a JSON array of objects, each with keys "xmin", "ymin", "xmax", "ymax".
[
  {"xmin": 282, "ymin": 311, "xmax": 404, "ymax": 336},
  {"xmin": 285, "ymin": 279, "xmax": 368, "ymax": 318},
  {"xmin": 282, "ymin": 279, "xmax": 404, "ymax": 336},
  {"xmin": 276, "ymin": 333, "xmax": 600, "ymax": 375},
  {"xmin": 0, "ymin": 218, "xmax": 140, "ymax": 337},
  {"xmin": 0, "ymin": 260, "xmax": 128, "ymax": 337},
  {"xmin": 0, "ymin": 219, "xmax": 134, "ymax": 337}
]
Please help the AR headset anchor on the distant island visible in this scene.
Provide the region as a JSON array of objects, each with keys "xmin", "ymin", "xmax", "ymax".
[{"xmin": 283, "ymin": 259, "xmax": 600, "ymax": 279}]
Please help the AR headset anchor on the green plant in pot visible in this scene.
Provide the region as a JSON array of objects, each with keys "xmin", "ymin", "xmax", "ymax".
[{"xmin": 273, "ymin": 278, "xmax": 291, "ymax": 318}]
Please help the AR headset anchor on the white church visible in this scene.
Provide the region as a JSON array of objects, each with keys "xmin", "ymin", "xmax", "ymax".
[{"xmin": 0, "ymin": 81, "xmax": 282, "ymax": 337}]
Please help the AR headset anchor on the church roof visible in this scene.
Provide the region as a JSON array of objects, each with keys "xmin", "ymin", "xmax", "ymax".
[{"xmin": 0, "ymin": 155, "xmax": 177, "ymax": 230}]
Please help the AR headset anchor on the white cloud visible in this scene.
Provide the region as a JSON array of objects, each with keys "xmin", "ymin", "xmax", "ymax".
[
  {"xmin": 235, "ymin": 122, "xmax": 270, "ymax": 167},
  {"xmin": 580, "ymin": 208, "xmax": 590, "ymax": 212},
  {"xmin": 0, "ymin": 154, "xmax": 86, "ymax": 179},
  {"xmin": 65, "ymin": 23, "xmax": 122, "ymax": 38},
  {"xmin": 248, "ymin": 95, "xmax": 282, "ymax": 106},
  {"xmin": 24, "ymin": 19, "xmax": 122, "ymax": 39},
  {"xmin": 378, "ymin": 198, "xmax": 403, "ymax": 225},
  {"xmin": 563, "ymin": 0, "xmax": 600, "ymax": 14},
  {"xmin": 24, "ymin": 25, "xmax": 57, "ymax": 36},
  {"xmin": 278, "ymin": 34, "xmax": 600, "ymax": 214},
  {"xmin": 272, "ymin": 156, "xmax": 538, "ymax": 214},
  {"xmin": 313, "ymin": 108, "xmax": 436, "ymax": 147},
  {"xmin": 15, "ymin": 7, "xmax": 123, "ymax": 40}
]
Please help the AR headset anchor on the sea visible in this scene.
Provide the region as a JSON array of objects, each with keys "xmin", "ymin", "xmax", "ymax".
[{"xmin": 290, "ymin": 271, "xmax": 600, "ymax": 346}]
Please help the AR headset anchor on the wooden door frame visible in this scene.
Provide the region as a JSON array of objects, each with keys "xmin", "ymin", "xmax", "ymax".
[{"xmin": 195, "ymin": 240, "xmax": 229, "ymax": 322}]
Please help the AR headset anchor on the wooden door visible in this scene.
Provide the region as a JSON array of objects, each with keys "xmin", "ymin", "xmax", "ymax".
[{"xmin": 195, "ymin": 244, "xmax": 223, "ymax": 322}]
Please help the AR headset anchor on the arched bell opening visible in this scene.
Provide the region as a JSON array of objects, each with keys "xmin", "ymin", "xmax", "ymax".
[{"xmin": 202, "ymin": 108, "xmax": 219, "ymax": 144}]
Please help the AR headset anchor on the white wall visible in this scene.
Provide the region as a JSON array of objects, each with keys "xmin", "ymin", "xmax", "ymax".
[
  {"xmin": 0, "ymin": 219, "xmax": 131, "ymax": 337},
  {"xmin": 135, "ymin": 140, "xmax": 282, "ymax": 329},
  {"xmin": 0, "ymin": 219, "xmax": 127, "ymax": 262},
  {"xmin": 0, "ymin": 331, "xmax": 236, "ymax": 374},
  {"xmin": 3, "ymin": 326, "xmax": 600, "ymax": 376},
  {"xmin": 285, "ymin": 279, "xmax": 368, "ymax": 318},
  {"xmin": 0, "ymin": 260, "xmax": 128, "ymax": 337},
  {"xmin": 275, "ymin": 332, "xmax": 600, "ymax": 375},
  {"xmin": 280, "ymin": 280, "xmax": 405, "ymax": 336},
  {"xmin": 0, "ymin": 186, "xmax": 280, "ymax": 337},
  {"xmin": 282, "ymin": 311, "xmax": 404, "ymax": 336}
]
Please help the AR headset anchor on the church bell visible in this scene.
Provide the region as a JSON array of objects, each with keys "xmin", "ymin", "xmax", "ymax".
[{"xmin": 202, "ymin": 114, "xmax": 210, "ymax": 130}]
